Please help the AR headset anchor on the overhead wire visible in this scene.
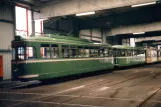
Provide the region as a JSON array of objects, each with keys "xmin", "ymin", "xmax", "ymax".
[{"xmin": 44, "ymin": 0, "xmax": 106, "ymax": 36}]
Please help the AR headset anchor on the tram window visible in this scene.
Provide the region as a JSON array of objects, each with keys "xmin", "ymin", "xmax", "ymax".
[
  {"xmin": 121, "ymin": 50, "xmax": 125, "ymax": 56},
  {"xmin": 95, "ymin": 49, "xmax": 99, "ymax": 57},
  {"xmin": 133, "ymin": 50, "xmax": 136, "ymax": 56},
  {"xmin": 147, "ymin": 50, "xmax": 151, "ymax": 58},
  {"xmin": 108, "ymin": 49, "xmax": 113, "ymax": 57},
  {"xmin": 127, "ymin": 50, "xmax": 130, "ymax": 56},
  {"xmin": 134, "ymin": 50, "xmax": 137, "ymax": 56},
  {"xmin": 131, "ymin": 50, "xmax": 134, "ymax": 56},
  {"xmin": 152, "ymin": 50, "xmax": 157, "ymax": 57},
  {"xmin": 62, "ymin": 45, "xmax": 69, "ymax": 58},
  {"xmin": 95, "ymin": 48, "xmax": 99, "ymax": 57},
  {"xmin": 69, "ymin": 45, "xmax": 77, "ymax": 58},
  {"xmin": 104, "ymin": 49, "xmax": 109, "ymax": 57},
  {"xmin": 113, "ymin": 49, "xmax": 118, "ymax": 57},
  {"xmin": 127, "ymin": 50, "xmax": 132, "ymax": 56},
  {"xmin": 41, "ymin": 44, "xmax": 50, "ymax": 59},
  {"xmin": 99, "ymin": 48, "xmax": 104, "ymax": 57},
  {"xmin": 135, "ymin": 50, "xmax": 139, "ymax": 56},
  {"xmin": 117, "ymin": 49, "xmax": 120, "ymax": 56},
  {"xmin": 114, "ymin": 49, "xmax": 118, "ymax": 56},
  {"xmin": 12, "ymin": 48, "xmax": 16, "ymax": 60},
  {"xmin": 125, "ymin": 50, "xmax": 128, "ymax": 56},
  {"xmin": 51, "ymin": 44, "xmax": 59, "ymax": 59},
  {"xmin": 17, "ymin": 47, "xmax": 25, "ymax": 60},
  {"xmin": 84, "ymin": 46, "xmax": 90, "ymax": 57},
  {"xmin": 136, "ymin": 50, "xmax": 144, "ymax": 56},
  {"xmin": 90, "ymin": 47, "xmax": 99, "ymax": 57},
  {"xmin": 158, "ymin": 51, "xmax": 161, "ymax": 57},
  {"xmin": 132, "ymin": 50, "xmax": 134, "ymax": 56},
  {"xmin": 131, "ymin": 50, "xmax": 135, "ymax": 56},
  {"xmin": 118, "ymin": 49, "xmax": 121, "ymax": 56},
  {"xmin": 26, "ymin": 47, "xmax": 36, "ymax": 59},
  {"xmin": 78, "ymin": 46, "xmax": 84, "ymax": 57}
]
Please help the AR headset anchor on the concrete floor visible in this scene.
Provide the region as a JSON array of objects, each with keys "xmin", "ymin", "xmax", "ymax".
[{"xmin": 0, "ymin": 64, "xmax": 161, "ymax": 107}]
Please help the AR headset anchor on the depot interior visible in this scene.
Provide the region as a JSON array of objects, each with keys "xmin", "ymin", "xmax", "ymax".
[{"xmin": 0, "ymin": 0, "xmax": 161, "ymax": 80}]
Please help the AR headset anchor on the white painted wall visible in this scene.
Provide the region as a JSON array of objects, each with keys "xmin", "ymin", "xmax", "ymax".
[
  {"xmin": 79, "ymin": 29, "xmax": 102, "ymax": 43},
  {"xmin": 0, "ymin": 22, "xmax": 14, "ymax": 50},
  {"xmin": 0, "ymin": 22, "xmax": 13, "ymax": 80},
  {"xmin": 0, "ymin": 3, "xmax": 14, "ymax": 80}
]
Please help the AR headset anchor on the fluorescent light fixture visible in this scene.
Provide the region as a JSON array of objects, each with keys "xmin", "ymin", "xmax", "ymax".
[
  {"xmin": 133, "ymin": 32, "xmax": 145, "ymax": 35},
  {"xmin": 131, "ymin": 2, "xmax": 156, "ymax": 7},
  {"xmin": 76, "ymin": 11, "xmax": 95, "ymax": 16},
  {"xmin": 93, "ymin": 43, "xmax": 101, "ymax": 44}
]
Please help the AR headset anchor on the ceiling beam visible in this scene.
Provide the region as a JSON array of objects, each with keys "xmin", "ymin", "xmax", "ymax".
[
  {"xmin": 135, "ymin": 36, "xmax": 161, "ymax": 42},
  {"xmin": 106, "ymin": 21, "xmax": 161, "ymax": 36},
  {"xmin": 34, "ymin": 0, "xmax": 156, "ymax": 19}
]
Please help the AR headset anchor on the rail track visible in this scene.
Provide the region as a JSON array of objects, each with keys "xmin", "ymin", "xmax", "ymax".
[{"xmin": 0, "ymin": 63, "xmax": 161, "ymax": 107}]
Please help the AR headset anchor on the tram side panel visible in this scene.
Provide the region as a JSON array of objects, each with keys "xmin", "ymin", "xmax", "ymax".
[
  {"xmin": 113, "ymin": 47, "xmax": 146, "ymax": 67},
  {"xmin": 115, "ymin": 56, "xmax": 145, "ymax": 67},
  {"xmin": 11, "ymin": 39, "xmax": 114, "ymax": 81},
  {"xmin": 12, "ymin": 58, "xmax": 114, "ymax": 81}
]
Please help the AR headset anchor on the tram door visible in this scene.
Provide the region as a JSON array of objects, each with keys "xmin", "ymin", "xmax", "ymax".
[
  {"xmin": 157, "ymin": 50, "xmax": 159, "ymax": 61},
  {"xmin": 0, "ymin": 55, "xmax": 3, "ymax": 80},
  {"xmin": 145, "ymin": 49, "xmax": 151, "ymax": 63},
  {"xmin": 158, "ymin": 50, "xmax": 161, "ymax": 62}
]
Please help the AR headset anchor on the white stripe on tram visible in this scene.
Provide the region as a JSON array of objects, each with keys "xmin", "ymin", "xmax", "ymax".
[
  {"xmin": 12, "ymin": 57, "xmax": 114, "ymax": 64},
  {"xmin": 18, "ymin": 74, "xmax": 39, "ymax": 78}
]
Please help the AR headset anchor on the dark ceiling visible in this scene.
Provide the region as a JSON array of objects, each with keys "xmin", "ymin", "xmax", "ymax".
[
  {"xmin": 6, "ymin": 0, "xmax": 57, "ymax": 6},
  {"xmin": 74, "ymin": 3, "xmax": 161, "ymax": 30}
]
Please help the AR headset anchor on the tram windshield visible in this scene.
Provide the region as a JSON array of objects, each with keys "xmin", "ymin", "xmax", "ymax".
[{"xmin": 12, "ymin": 46, "xmax": 36, "ymax": 60}]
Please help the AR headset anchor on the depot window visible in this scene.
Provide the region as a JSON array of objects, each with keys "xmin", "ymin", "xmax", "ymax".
[
  {"xmin": 35, "ymin": 20, "xmax": 43, "ymax": 35},
  {"xmin": 15, "ymin": 6, "xmax": 43, "ymax": 37},
  {"xmin": 15, "ymin": 6, "xmax": 32, "ymax": 37}
]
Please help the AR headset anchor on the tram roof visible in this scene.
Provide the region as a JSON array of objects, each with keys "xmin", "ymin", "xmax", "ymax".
[
  {"xmin": 14, "ymin": 34, "xmax": 112, "ymax": 47},
  {"xmin": 112, "ymin": 45, "xmax": 144, "ymax": 50}
]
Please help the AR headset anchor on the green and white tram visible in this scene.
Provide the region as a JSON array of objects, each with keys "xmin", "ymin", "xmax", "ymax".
[
  {"xmin": 12, "ymin": 34, "xmax": 114, "ymax": 81},
  {"xmin": 112, "ymin": 45, "xmax": 145, "ymax": 67}
]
